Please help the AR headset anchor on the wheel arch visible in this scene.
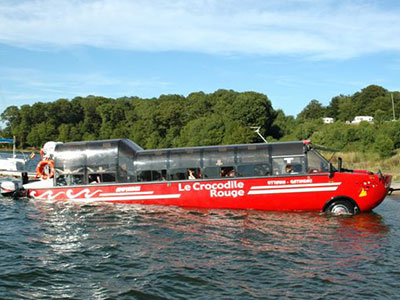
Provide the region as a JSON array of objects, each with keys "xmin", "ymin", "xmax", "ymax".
[{"xmin": 323, "ymin": 196, "xmax": 359, "ymax": 213}]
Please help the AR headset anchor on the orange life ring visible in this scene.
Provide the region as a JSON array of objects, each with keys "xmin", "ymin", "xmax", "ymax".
[{"xmin": 35, "ymin": 159, "xmax": 55, "ymax": 180}]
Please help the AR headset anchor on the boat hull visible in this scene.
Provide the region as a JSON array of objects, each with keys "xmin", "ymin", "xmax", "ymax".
[{"xmin": 27, "ymin": 172, "xmax": 391, "ymax": 212}]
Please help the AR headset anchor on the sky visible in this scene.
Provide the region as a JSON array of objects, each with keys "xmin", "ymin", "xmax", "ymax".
[{"xmin": 0, "ymin": 0, "xmax": 399, "ymax": 117}]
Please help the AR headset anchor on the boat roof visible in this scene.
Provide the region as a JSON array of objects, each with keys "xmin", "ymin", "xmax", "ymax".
[
  {"xmin": 53, "ymin": 139, "xmax": 309, "ymax": 159},
  {"xmin": 0, "ymin": 138, "xmax": 13, "ymax": 144},
  {"xmin": 55, "ymin": 139, "xmax": 143, "ymax": 153},
  {"xmin": 138, "ymin": 140, "xmax": 307, "ymax": 157},
  {"xmin": 150, "ymin": 140, "xmax": 304, "ymax": 151}
]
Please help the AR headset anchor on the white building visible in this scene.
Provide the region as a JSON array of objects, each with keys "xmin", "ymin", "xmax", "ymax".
[
  {"xmin": 322, "ymin": 117, "xmax": 334, "ymax": 124},
  {"xmin": 351, "ymin": 116, "xmax": 374, "ymax": 124}
]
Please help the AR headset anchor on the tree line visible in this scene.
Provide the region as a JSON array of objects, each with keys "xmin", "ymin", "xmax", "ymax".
[{"xmin": 1, "ymin": 85, "xmax": 399, "ymax": 158}]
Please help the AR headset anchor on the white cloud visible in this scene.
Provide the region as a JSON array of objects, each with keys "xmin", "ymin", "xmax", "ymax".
[
  {"xmin": 0, "ymin": 0, "xmax": 399, "ymax": 59},
  {"xmin": 0, "ymin": 66, "xmax": 173, "ymax": 110}
]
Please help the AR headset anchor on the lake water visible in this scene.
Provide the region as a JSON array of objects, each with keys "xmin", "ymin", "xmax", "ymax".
[{"xmin": 1, "ymin": 193, "xmax": 400, "ymax": 299}]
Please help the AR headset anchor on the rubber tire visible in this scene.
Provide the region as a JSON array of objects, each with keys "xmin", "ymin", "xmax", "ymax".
[{"xmin": 325, "ymin": 199, "xmax": 356, "ymax": 216}]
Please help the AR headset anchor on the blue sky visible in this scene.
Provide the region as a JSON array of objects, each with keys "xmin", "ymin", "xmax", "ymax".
[{"xmin": 0, "ymin": 0, "xmax": 399, "ymax": 117}]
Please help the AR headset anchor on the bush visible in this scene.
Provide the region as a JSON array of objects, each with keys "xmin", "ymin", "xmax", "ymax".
[{"xmin": 374, "ymin": 135, "xmax": 394, "ymax": 158}]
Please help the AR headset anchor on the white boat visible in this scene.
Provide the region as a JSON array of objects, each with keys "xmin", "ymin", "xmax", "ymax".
[{"xmin": 0, "ymin": 137, "xmax": 26, "ymax": 172}]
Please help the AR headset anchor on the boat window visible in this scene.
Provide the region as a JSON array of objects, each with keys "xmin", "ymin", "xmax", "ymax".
[
  {"xmin": 118, "ymin": 141, "xmax": 135, "ymax": 182},
  {"xmin": 88, "ymin": 174, "xmax": 101, "ymax": 184},
  {"xmin": 168, "ymin": 168, "xmax": 201, "ymax": 180},
  {"xmin": 307, "ymin": 150, "xmax": 329, "ymax": 173},
  {"xmin": 88, "ymin": 173, "xmax": 116, "ymax": 183},
  {"xmin": 152, "ymin": 170, "xmax": 167, "ymax": 181},
  {"xmin": 135, "ymin": 152, "xmax": 168, "ymax": 170},
  {"xmin": 272, "ymin": 156, "xmax": 305, "ymax": 175},
  {"xmin": 55, "ymin": 172, "xmax": 67, "ymax": 186},
  {"xmin": 236, "ymin": 147, "xmax": 271, "ymax": 177},
  {"xmin": 203, "ymin": 148, "xmax": 235, "ymax": 168},
  {"xmin": 137, "ymin": 170, "xmax": 167, "ymax": 182},
  {"xmin": 56, "ymin": 173, "xmax": 84, "ymax": 186},
  {"xmin": 53, "ymin": 139, "xmax": 142, "ymax": 184},
  {"xmin": 103, "ymin": 173, "xmax": 116, "ymax": 182},
  {"xmin": 203, "ymin": 166, "xmax": 235, "ymax": 179},
  {"xmin": 135, "ymin": 152, "xmax": 168, "ymax": 182},
  {"xmin": 137, "ymin": 170, "xmax": 152, "ymax": 182},
  {"xmin": 237, "ymin": 146, "xmax": 270, "ymax": 164},
  {"xmin": 237, "ymin": 164, "xmax": 270, "ymax": 177},
  {"xmin": 87, "ymin": 142, "xmax": 118, "ymax": 174},
  {"xmin": 168, "ymin": 168, "xmax": 187, "ymax": 180},
  {"xmin": 70, "ymin": 174, "xmax": 84, "ymax": 185},
  {"xmin": 203, "ymin": 167, "xmax": 220, "ymax": 179},
  {"xmin": 188, "ymin": 168, "xmax": 201, "ymax": 179},
  {"xmin": 54, "ymin": 146, "xmax": 86, "ymax": 175},
  {"xmin": 271, "ymin": 143, "xmax": 304, "ymax": 156},
  {"xmin": 169, "ymin": 150, "xmax": 201, "ymax": 169}
]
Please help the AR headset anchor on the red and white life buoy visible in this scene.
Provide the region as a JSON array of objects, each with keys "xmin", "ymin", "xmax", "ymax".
[{"xmin": 35, "ymin": 159, "xmax": 55, "ymax": 180}]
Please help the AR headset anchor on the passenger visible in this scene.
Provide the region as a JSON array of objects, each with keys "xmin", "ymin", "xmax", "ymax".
[
  {"xmin": 119, "ymin": 164, "xmax": 128, "ymax": 180},
  {"xmin": 161, "ymin": 170, "xmax": 167, "ymax": 181},
  {"xmin": 219, "ymin": 168, "xmax": 227, "ymax": 177},
  {"xmin": 89, "ymin": 174, "xmax": 100, "ymax": 184},
  {"xmin": 285, "ymin": 164, "xmax": 294, "ymax": 174},
  {"xmin": 227, "ymin": 168, "xmax": 235, "ymax": 177},
  {"xmin": 188, "ymin": 169, "xmax": 196, "ymax": 180}
]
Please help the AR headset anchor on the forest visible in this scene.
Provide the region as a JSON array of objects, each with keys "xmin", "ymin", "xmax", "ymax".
[{"xmin": 1, "ymin": 85, "xmax": 400, "ymax": 158}]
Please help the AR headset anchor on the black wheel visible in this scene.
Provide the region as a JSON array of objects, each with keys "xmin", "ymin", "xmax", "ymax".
[{"xmin": 325, "ymin": 199, "xmax": 357, "ymax": 215}]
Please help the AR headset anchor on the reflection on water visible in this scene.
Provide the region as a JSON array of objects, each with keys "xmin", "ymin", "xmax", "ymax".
[{"xmin": 0, "ymin": 196, "xmax": 399, "ymax": 299}]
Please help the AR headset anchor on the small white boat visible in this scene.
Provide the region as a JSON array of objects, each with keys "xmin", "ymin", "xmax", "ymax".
[{"xmin": 0, "ymin": 137, "xmax": 26, "ymax": 172}]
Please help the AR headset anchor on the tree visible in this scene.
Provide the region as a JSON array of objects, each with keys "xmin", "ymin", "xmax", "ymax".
[
  {"xmin": 27, "ymin": 121, "xmax": 57, "ymax": 147},
  {"xmin": 337, "ymin": 98, "xmax": 357, "ymax": 122},
  {"xmin": 326, "ymin": 96, "xmax": 344, "ymax": 118},
  {"xmin": 374, "ymin": 109, "xmax": 387, "ymax": 124},
  {"xmin": 269, "ymin": 109, "xmax": 296, "ymax": 139},
  {"xmin": 1, "ymin": 105, "xmax": 20, "ymax": 129},
  {"xmin": 297, "ymin": 100, "xmax": 326, "ymax": 121},
  {"xmin": 374, "ymin": 135, "xmax": 394, "ymax": 158},
  {"xmin": 178, "ymin": 114, "xmax": 225, "ymax": 146}
]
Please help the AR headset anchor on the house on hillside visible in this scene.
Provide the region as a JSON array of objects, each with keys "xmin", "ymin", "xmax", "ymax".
[
  {"xmin": 322, "ymin": 117, "xmax": 334, "ymax": 124},
  {"xmin": 351, "ymin": 116, "xmax": 374, "ymax": 124}
]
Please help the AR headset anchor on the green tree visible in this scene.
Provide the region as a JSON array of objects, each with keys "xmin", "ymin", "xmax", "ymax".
[
  {"xmin": 374, "ymin": 109, "xmax": 387, "ymax": 124},
  {"xmin": 297, "ymin": 100, "xmax": 326, "ymax": 121},
  {"xmin": 337, "ymin": 98, "xmax": 357, "ymax": 122},
  {"xmin": 178, "ymin": 114, "xmax": 225, "ymax": 146},
  {"xmin": 27, "ymin": 121, "xmax": 57, "ymax": 147},
  {"xmin": 374, "ymin": 135, "xmax": 394, "ymax": 158}
]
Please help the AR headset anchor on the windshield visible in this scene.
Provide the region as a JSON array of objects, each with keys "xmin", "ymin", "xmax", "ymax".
[{"xmin": 307, "ymin": 150, "xmax": 330, "ymax": 172}]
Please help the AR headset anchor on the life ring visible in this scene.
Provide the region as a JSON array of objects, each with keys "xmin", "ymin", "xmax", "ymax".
[{"xmin": 35, "ymin": 159, "xmax": 55, "ymax": 180}]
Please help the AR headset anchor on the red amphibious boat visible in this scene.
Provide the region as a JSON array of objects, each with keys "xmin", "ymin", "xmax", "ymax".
[{"xmin": 2, "ymin": 139, "xmax": 391, "ymax": 215}]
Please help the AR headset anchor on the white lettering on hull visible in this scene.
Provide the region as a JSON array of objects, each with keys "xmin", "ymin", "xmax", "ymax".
[{"xmin": 179, "ymin": 180, "xmax": 245, "ymax": 198}]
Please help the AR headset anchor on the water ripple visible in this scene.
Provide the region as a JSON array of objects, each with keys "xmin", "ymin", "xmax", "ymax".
[{"xmin": 1, "ymin": 196, "xmax": 400, "ymax": 299}]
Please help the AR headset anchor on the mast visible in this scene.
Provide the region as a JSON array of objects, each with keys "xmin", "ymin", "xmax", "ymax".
[
  {"xmin": 13, "ymin": 136, "xmax": 16, "ymax": 158},
  {"xmin": 251, "ymin": 126, "xmax": 268, "ymax": 143}
]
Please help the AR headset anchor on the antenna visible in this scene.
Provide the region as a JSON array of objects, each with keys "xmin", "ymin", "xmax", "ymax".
[{"xmin": 251, "ymin": 126, "xmax": 268, "ymax": 143}]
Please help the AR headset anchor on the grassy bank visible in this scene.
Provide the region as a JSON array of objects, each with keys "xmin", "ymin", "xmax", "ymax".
[{"xmin": 329, "ymin": 151, "xmax": 400, "ymax": 181}]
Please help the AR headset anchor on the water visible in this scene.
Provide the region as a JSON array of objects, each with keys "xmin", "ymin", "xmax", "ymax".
[{"xmin": 1, "ymin": 195, "xmax": 400, "ymax": 300}]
